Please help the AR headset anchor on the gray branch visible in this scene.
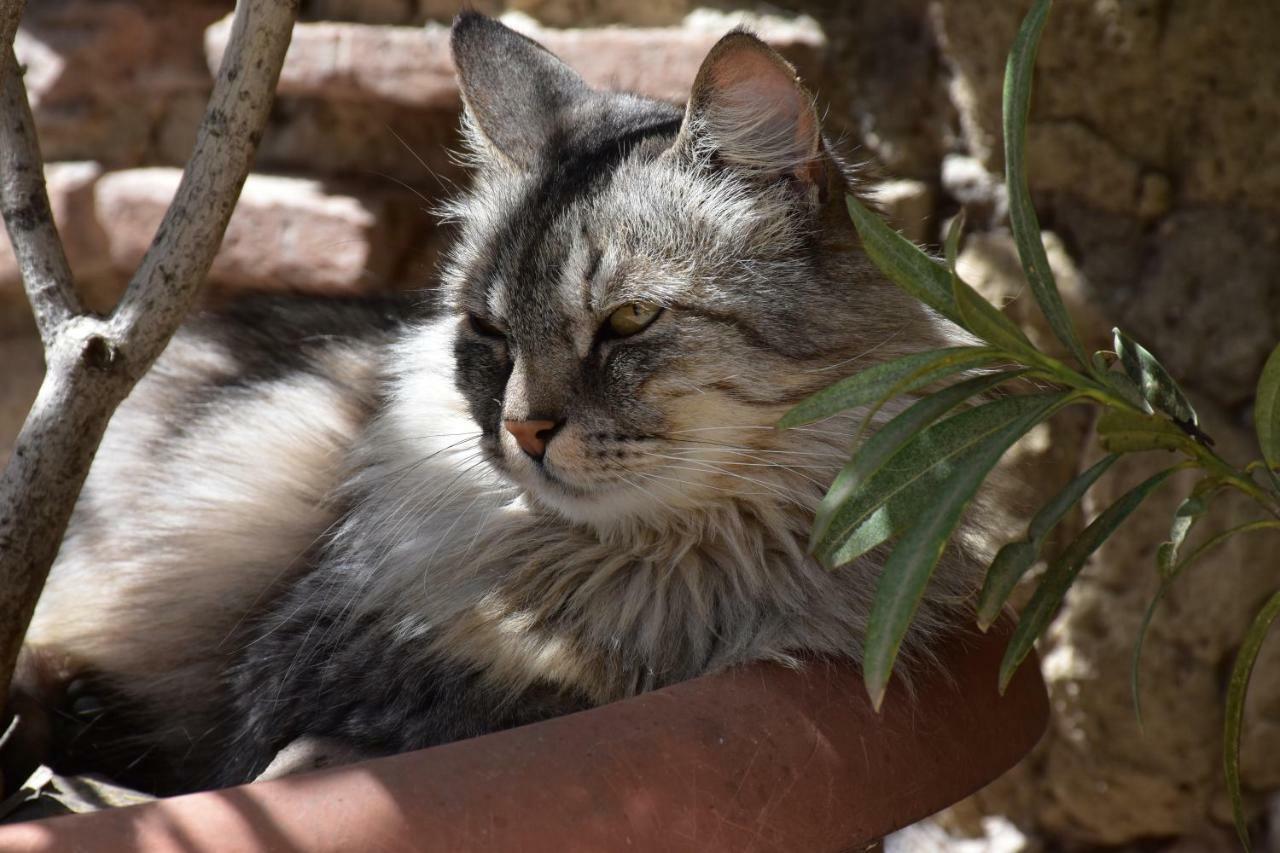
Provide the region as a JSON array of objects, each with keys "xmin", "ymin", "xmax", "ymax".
[
  {"xmin": 0, "ymin": 43, "xmax": 80, "ymax": 341},
  {"xmin": 0, "ymin": 0, "xmax": 298, "ymax": 733},
  {"xmin": 0, "ymin": 0, "xmax": 21, "ymax": 57}
]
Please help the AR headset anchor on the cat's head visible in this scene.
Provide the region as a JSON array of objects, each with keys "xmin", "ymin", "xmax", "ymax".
[{"xmin": 436, "ymin": 13, "xmax": 944, "ymax": 528}]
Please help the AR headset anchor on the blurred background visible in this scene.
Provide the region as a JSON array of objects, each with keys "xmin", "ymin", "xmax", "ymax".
[{"xmin": 2, "ymin": 1, "xmax": 1279, "ymax": 849}]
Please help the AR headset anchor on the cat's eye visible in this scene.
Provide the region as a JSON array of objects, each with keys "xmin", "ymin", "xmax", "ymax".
[
  {"xmin": 468, "ymin": 313, "xmax": 506, "ymax": 339},
  {"xmin": 605, "ymin": 302, "xmax": 663, "ymax": 338}
]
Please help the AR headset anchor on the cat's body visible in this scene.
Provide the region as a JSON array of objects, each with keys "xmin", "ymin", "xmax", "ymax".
[{"xmin": 18, "ymin": 15, "xmax": 979, "ymax": 792}]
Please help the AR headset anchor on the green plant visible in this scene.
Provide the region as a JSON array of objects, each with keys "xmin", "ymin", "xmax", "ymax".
[{"xmin": 778, "ymin": 0, "xmax": 1280, "ymax": 847}]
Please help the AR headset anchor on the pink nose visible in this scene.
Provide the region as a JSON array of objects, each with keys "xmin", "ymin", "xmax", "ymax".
[{"xmin": 503, "ymin": 419, "xmax": 560, "ymax": 459}]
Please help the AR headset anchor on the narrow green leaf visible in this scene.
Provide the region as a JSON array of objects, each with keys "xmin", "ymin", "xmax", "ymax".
[
  {"xmin": 945, "ymin": 208, "xmax": 1039, "ymax": 358},
  {"xmin": 1255, "ymin": 342, "xmax": 1280, "ymax": 476},
  {"xmin": 976, "ymin": 454, "xmax": 1118, "ymax": 629},
  {"xmin": 1097, "ymin": 409, "xmax": 1192, "ymax": 455},
  {"xmin": 863, "ymin": 391, "xmax": 1070, "ymax": 708},
  {"xmin": 779, "ymin": 347, "xmax": 996, "ymax": 429},
  {"xmin": 1003, "ymin": 0, "xmax": 1089, "ymax": 368},
  {"xmin": 846, "ymin": 193, "xmax": 961, "ymax": 324},
  {"xmin": 1131, "ymin": 579, "xmax": 1171, "ymax": 730},
  {"xmin": 1226, "ymin": 590, "xmax": 1280, "ymax": 852},
  {"xmin": 817, "ymin": 392, "xmax": 1068, "ymax": 567},
  {"xmin": 952, "ymin": 254, "xmax": 1039, "ymax": 358},
  {"xmin": 854, "ymin": 348, "xmax": 1009, "ymax": 442},
  {"xmin": 999, "ymin": 464, "xmax": 1181, "ymax": 692},
  {"xmin": 1100, "ymin": 370, "xmax": 1154, "ymax": 415},
  {"xmin": 813, "ymin": 370, "xmax": 1028, "ymax": 548},
  {"xmin": 1114, "ymin": 328, "xmax": 1200, "ymax": 430},
  {"xmin": 1135, "ymin": 518, "xmax": 1280, "ymax": 731}
]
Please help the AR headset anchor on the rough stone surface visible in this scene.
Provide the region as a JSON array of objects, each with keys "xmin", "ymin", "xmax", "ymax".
[
  {"xmin": 205, "ymin": 13, "xmax": 826, "ymax": 110},
  {"xmin": 929, "ymin": 0, "xmax": 1280, "ymax": 416},
  {"xmin": 1077, "ymin": 207, "xmax": 1280, "ymax": 410},
  {"xmin": 94, "ymin": 169, "xmax": 425, "ymax": 296},
  {"xmin": 934, "ymin": 0, "xmax": 1280, "ymax": 212},
  {"xmin": 872, "ymin": 179, "xmax": 935, "ymax": 244},
  {"xmin": 785, "ymin": 0, "xmax": 953, "ymax": 180},
  {"xmin": 1033, "ymin": 404, "xmax": 1278, "ymax": 845},
  {"xmin": 15, "ymin": 0, "xmax": 229, "ymax": 167}
]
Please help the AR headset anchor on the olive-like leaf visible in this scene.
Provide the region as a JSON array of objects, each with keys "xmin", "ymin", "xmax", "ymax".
[
  {"xmin": 1226, "ymin": 589, "xmax": 1280, "ymax": 852},
  {"xmin": 1100, "ymin": 370, "xmax": 1154, "ymax": 415},
  {"xmin": 1097, "ymin": 409, "xmax": 1192, "ymax": 455},
  {"xmin": 945, "ymin": 216, "xmax": 1038, "ymax": 356},
  {"xmin": 1255, "ymin": 342, "xmax": 1280, "ymax": 480},
  {"xmin": 1131, "ymin": 579, "xmax": 1171, "ymax": 730},
  {"xmin": 863, "ymin": 391, "xmax": 1071, "ymax": 708},
  {"xmin": 1157, "ymin": 486, "xmax": 1215, "ymax": 578},
  {"xmin": 817, "ymin": 393, "xmax": 1068, "ymax": 568},
  {"xmin": 813, "ymin": 370, "xmax": 1028, "ymax": 548},
  {"xmin": 854, "ymin": 349, "xmax": 1017, "ymax": 447},
  {"xmin": 976, "ymin": 454, "xmax": 1118, "ymax": 629},
  {"xmin": 846, "ymin": 193, "xmax": 961, "ymax": 324},
  {"xmin": 1114, "ymin": 328, "xmax": 1200, "ymax": 430},
  {"xmin": 1003, "ymin": 0, "xmax": 1089, "ymax": 369},
  {"xmin": 779, "ymin": 347, "xmax": 997, "ymax": 429},
  {"xmin": 999, "ymin": 465, "xmax": 1181, "ymax": 692}
]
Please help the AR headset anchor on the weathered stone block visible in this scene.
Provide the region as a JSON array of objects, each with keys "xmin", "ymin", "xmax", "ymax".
[
  {"xmin": 94, "ymin": 169, "xmax": 422, "ymax": 296},
  {"xmin": 16, "ymin": 0, "xmax": 229, "ymax": 167},
  {"xmin": 205, "ymin": 14, "xmax": 826, "ymax": 109}
]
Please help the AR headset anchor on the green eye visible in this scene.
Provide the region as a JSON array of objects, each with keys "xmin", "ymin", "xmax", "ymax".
[{"xmin": 606, "ymin": 302, "xmax": 663, "ymax": 338}]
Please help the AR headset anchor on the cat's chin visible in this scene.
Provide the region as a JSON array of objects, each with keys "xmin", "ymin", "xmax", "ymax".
[{"xmin": 517, "ymin": 466, "xmax": 680, "ymax": 530}]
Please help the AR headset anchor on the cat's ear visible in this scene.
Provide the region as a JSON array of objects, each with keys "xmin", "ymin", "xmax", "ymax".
[
  {"xmin": 450, "ymin": 12, "xmax": 591, "ymax": 169},
  {"xmin": 678, "ymin": 30, "xmax": 824, "ymax": 189}
]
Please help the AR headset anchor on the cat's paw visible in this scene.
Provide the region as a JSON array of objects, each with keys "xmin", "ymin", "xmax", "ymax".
[
  {"xmin": 2, "ymin": 646, "xmax": 74, "ymax": 793},
  {"xmin": 253, "ymin": 736, "xmax": 367, "ymax": 782}
]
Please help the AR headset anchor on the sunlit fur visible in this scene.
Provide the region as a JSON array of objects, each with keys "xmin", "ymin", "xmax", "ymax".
[{"xmin": 20, "ymin": 16, "xmax": 983, "ymax": 790}]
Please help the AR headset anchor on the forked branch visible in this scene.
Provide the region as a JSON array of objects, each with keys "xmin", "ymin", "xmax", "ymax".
[{"xmin": 0, "ymin": 0, "xmax": 299, "ymax": 737}]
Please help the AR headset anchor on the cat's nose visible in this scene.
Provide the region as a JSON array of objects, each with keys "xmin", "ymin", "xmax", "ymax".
[{"xmin": 503, "ymin": 418, "xmax": 562, "ymax": 460}]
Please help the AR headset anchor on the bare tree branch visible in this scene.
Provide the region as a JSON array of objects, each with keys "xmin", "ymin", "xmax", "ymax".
[
  {"xmin": 113, "ymin": 0, "xmax": 301, "ymax": 353},
  {"xmin": 0, "ymin": 0, "xmax": 22, "ymax": 55},
  {"xmin": 0, "ymin": 0, "xmax": 299, "ymax": 732},
  {"xmin": 0, "ymin": 43, "xmax": 80, "ymax": 341}
]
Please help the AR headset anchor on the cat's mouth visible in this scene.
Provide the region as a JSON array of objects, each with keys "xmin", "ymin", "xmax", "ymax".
[
  {"xmin": 490, "ymin": 440, "xmax": 677, "ymax": 526},
  {"xmin": 528, "ymin": 461, "xmax": 594, "ymax": 495}
]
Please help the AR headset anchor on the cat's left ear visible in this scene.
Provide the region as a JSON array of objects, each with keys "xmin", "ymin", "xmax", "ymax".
[{"xmin": 677, "ymin": 30, "xmax": 825, "ymax": 192}]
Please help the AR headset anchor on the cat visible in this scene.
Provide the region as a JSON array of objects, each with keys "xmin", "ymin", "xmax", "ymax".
[{"xmin": 13, "ymin": 12, "xmax": 980, "ymax": 793}]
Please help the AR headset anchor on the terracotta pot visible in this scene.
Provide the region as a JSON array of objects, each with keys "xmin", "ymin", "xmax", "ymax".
[{"xmin": 0, "ymin": 621, "xmax": 1046, "ymax": 852}]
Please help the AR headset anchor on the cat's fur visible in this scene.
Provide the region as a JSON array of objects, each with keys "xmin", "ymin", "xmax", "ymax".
[{"xmin": 18, "ymin": 14, "xmax": 980, "ymax": 792}]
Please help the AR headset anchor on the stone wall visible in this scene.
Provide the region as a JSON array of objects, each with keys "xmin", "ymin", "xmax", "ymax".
[{"xmin": 3, "ymin": 2, "xmax": 1278, "ymax": 849}]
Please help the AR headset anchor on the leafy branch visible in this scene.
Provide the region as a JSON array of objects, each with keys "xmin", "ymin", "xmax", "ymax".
[{"xmin": 781, "ymin": 0, "xmax": 1280, "ymax": 847}]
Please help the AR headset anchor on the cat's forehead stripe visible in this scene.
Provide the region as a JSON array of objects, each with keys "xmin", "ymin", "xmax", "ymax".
[{"xmin": 475, "ymin": 114, "xmax": 682, "ymax": 314}]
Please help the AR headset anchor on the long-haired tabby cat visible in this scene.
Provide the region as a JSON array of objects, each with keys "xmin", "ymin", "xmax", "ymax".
[{"xmin": 13, "ymin": 13, "xmax": 980, "ymax": 793}]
